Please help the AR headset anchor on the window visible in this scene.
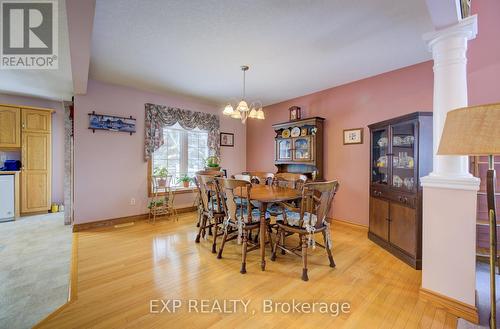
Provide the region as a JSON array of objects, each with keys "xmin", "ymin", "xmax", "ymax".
[{"xmin": 151, "ymin": 123, "xmax": 208, "ymax": 188}]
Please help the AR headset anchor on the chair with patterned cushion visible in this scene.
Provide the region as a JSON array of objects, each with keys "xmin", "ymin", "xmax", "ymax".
[
  {"xmin": 194, "ymin": 170, "xmax": 224, "ymax": 228},
  {"xmin": 215, "ymin": 178, "xmax": 273, "ymax": 274},
  {"xmin": 267, "ymin": 172, "xmax": 307, "ymax": 216},
  {"xmin": 193, "ymin": 176, "xmax": 204, "ymax": 228},
  {"xmin": 271, "ymin": 180, "xmax": 339, "ymax": 281},
  {"xmin": 195, "ymin": 174, "xmax": 226, "ymax": 254}
]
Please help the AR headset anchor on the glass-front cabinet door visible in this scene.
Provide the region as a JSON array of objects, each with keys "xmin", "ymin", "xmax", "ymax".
[
  {"xmin": 292, "ymin": 136, "xmax": 313, "ymax": 162},
  {"xmin": 391, "ymin": 121, "xmax": 417, "ymax": 192},
  {"xmin": 371, "ymin": 128, "xmax": 389, "ymax": 186},
  {"xmin": 276, "ymin": 139, "xmax": 292, "ymax": 161}
]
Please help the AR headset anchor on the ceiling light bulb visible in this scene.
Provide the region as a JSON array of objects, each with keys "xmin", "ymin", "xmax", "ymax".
[
  {"xmin": 248, "ymin": 108, "xmax": 258, "ymax": 118},
  {"xmin": 223, "ymin": 104, "xmax": 234, "ymax": 115},
  {"xmin": 256, "ymin": 109, "xmax": 265, "ymax": 120},
  {"xmin": 236, "ymin": 100, "xmax": 249, "ymax": 112},
  {"xmin": 231, "ymin": 110, "xmax": 242, "ymax": 119}
]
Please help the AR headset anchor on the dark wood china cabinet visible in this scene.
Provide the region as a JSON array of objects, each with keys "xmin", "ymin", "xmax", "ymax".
[
  {"xmin": 272, "ymin": 117, "xmax": 324, "ymax": 180},
  {"xmin": 368, "ymin": 112, "xmax": 433, "ymax": 269}
]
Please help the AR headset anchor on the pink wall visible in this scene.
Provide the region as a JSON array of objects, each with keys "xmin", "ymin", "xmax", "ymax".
[
  {"xmin": 468, "ymin": 0, "xmax": 500, "ymax": 106},
  {"xmin": 246, "ymin": 0, "xmax": 500, "ymax": 226},
  {"xmin": 0, "ymin": 93, "xmax": 65, "ymax": 204},
  {"xmin": 74, "ymin": 80, "xmax": 246, "ymax": 224},
  {"xmin": 247, "ymin": 63, "xmax": 434, "ymax": 226}
]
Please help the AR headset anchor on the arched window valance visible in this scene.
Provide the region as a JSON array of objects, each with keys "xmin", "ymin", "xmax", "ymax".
[{"xmin": 144, "ymin": 103, "xmax": 220, "ymax": 161}]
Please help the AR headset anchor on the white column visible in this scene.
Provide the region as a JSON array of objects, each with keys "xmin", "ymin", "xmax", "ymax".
[
  {"xmin": 424, "ymin": 15, "xmax": 477, "ymax": 180},
  {"xmin": 421, "ymin": 15, "xmax": 481, "ymax": 308}
]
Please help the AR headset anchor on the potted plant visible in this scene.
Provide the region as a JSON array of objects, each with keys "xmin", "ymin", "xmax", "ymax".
[
  {"xmin": 205, "ymin": 156, "xmax": 221, "ymax": 171},
  {"xmin": 153, "ymin": 166, "xmax": 168, "ymax": 187},
  {"xmin": 147, "ymin": 199, "xmax": 164, "ymax": 209},
  {"xmin": 177, "ymin": 174, "xmax": 192, "ymax": 188}
]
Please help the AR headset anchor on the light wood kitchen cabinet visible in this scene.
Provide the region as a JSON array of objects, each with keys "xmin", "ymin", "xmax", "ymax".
[
  {"xmin": 0, "ymin": 106, "xmax": 21, "ymax": 147},
  {"xmin": 22, "ymin": 108, "xmax": 51, "ymax": 133},
  {"xmin": 0, "ymin": 105, "xmax": 52, "ymax": 214},
  {"xmin": 21, "ymin": 132, "xmax": 51, "ymax": 213},
  {"xmin": 21, "ymin": 108, "xmax": 52, "ymax": 214}
]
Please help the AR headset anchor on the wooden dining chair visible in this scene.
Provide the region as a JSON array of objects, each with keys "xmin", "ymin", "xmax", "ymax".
[
  {"xmin": 195, "ymin": 174, "xmax": 226, "ymax": 254},
  {"xmin": 267, "ymin": 172, "xmax": 307, "ymax": 215},
  {"xmin": 271, "ymin": 180, "xmax": 339, "ymax": 281},
  {"xmin": 232, "ymin": 174, "xmax": 252, "ymax": 182},
  {"xmin": 272, "ymin": 172, "xmax": 308, "ymax": 189},
  {"xmin": 243, "ymin": 171, "xmax": 275, "ymax": 185},
  {"xmin": 193, "ymin": 176, "xmax": 203, "ymax": 228},
  {"xmin": 194, "ymin": 170, "xmax": 224, "ymax": 228},
  {"xmin": 215, "ymin": 178, "xmax": 273, "ymax": 274}
]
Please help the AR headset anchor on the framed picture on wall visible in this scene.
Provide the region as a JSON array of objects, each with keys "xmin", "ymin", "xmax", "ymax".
[
  {"xmin": 289, "ymin": 106, "xmax": 301, "ymax": 121},
  {"xmin": 88, "ymin": 112, "xmax": 136, "ymax": 135},
  {"xmin": 343, "ymin": 128, "xmax": 364, "ymax": 145},
  {"xmin": 220, "ymin": 132, "xmax": 234, "ymax": 147}
]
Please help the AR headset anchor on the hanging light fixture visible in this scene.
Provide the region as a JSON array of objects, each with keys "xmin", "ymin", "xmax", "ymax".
[{"xmin": 223, "ymin": 65, "xmax": 265, "ymax": 124}]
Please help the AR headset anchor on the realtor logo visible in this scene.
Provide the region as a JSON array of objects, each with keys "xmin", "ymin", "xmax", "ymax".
[{"xmin": 1, "ymin": 0, "xmax": 58, "ymax": 69}]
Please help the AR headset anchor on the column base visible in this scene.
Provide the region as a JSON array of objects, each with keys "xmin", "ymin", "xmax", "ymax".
[{"xmin": 422, "ymin": 179, "xmax": 479, "ymax": 306}]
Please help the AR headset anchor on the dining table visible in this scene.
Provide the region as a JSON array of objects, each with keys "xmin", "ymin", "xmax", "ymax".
[{"xmin": 234, "ymin": 184, "xmax": 301, "ymax": 271}]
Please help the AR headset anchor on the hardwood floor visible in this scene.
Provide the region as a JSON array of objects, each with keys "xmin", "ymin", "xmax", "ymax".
[{"xmin": 37, "ymin": 212, "xmax": 457, "ymax": 329}]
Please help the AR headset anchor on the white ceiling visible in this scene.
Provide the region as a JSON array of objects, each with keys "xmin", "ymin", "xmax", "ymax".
[
  {"xmin": 89, "ymin": 0, "xmax": 434, "ymax": 107},
  {"xmin": 1, "ymin": 1, "xmax": 435, "ymax": 105},
  {"xmin": 0, "ymin": 0, "xmax": 73, "ymax": 101}
]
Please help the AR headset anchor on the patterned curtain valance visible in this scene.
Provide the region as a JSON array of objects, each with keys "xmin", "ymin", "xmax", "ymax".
[{"xmin": 144, "ymin": 103, "xmax": 220, "ymax": 161}]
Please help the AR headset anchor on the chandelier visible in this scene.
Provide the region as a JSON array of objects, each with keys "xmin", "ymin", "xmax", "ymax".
[{"xmin": 222, "ymin": 65, "xmax": 265, "ymax": 123}]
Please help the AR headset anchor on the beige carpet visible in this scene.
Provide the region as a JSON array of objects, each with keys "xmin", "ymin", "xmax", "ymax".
[{"xmin": 0, "ymin": 213, "xmax": 72, "ymax": 329}]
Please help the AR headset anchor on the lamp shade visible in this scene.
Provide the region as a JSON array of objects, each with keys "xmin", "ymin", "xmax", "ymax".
[
  {"xmin": 236, "ymin": 100, "xmax": 249, "ymax": 112},
  {"xmin": 437, "ymin": 103, "xmax": 500, "ymax": 156},
  {"xmin": 230, "ymin": 109, "xmax": 242, "ymax": 119},
  {"xmin": 256, "ymin": 109, "xmax": 265, "ymax": 120},
  {"xmin": 223, "ymin": 104, "xmax": 234, "ymax": 115},
  {"xmin": 248, "ymin": 108, "xmax": 258, "ymax": 118}
]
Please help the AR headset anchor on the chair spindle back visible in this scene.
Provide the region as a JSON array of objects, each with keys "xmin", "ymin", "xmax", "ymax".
[
  {"xmin": 299, "ymin": 180, "xmax": 339, "ymax": 229},
  {"xmin": 272, "ymin": 172, "xmax": 307, "ymax": 190},
  {"xmin": 216, "ymin": 178, "xmax": 253, "ymax": 224}
]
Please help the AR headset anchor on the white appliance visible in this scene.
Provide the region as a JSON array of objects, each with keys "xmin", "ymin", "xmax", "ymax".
[{"xmin": 0, "ymin": 175, "xmax": 15, "ymax": 221}]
